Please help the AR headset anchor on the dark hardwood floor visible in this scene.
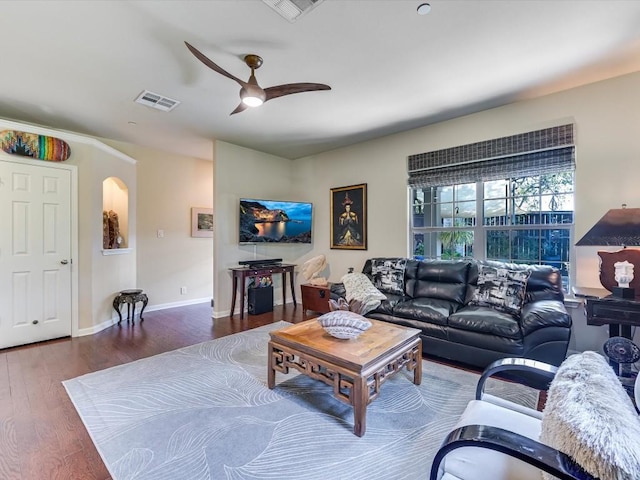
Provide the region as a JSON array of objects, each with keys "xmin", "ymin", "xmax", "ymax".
[
  {"xmin": 0, "ymin": 303, "xmax": 307, "ymax": 480},
  {"xmin": 0, "ymin": 303, "xmax": 542, "ymax": 479}
]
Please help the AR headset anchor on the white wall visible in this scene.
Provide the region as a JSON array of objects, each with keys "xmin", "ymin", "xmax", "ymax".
[
  {"xmin": 5, "ymin": 70, "xmax": 640, "ymax": 351},
  {"xmin": 105, "ymin": 140, "xmax": 214, "ymax": 311},
  {"xmin": 85, "ymin": 145, "xmax": 137, "ymax": 329},
  {"xmin": 0, "ymin": 119, "xmax": 215, "ymax": 336},
  {"xmin": 214, "ymin": 141, "xmax": 315, "ymax": 316},
  {"xmin": 292, "ymin": 136, "xmax": 411, "ymax": 280},
  {"xmin": 292, "ymin": 71, "xmax": 640, "ymax": 352},
  {"xmin": 0, "ymin": 119, "xmax": 139, "ymax": 332}
]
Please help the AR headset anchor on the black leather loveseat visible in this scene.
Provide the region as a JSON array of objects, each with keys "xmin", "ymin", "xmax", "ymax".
[{"xmin": 332, "ymin": 258, "xmax": 572, "ymax": 370}]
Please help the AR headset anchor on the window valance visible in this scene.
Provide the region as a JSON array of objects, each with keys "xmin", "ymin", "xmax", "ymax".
[{"xmin": 407, "ymin": 124, "xmax": 575, "ymax": 188}]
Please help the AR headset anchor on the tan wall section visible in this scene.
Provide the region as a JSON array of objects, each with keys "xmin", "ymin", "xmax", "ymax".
[
  {"xmin": 293, "ymin": 71, "xmax": 640, "ymax": 351},
  {"xmin": 4, "ymin": 70, "xmax": 640, "ymax": 350},
  {"xmin": 87, "ymin": 145, "xmax": 137, "ymax": 329},
  {"xmin": 105, "ymin": 140, "xmax": 214, "ymax": 310},
  {"xmin": 214, "ymin": 141, "xmax": 314, "ymax": 317},
  {"xmin": 295, "ymin": 72, "xmax": 640, "ymax": 288},
  {"xmin": 0, "ymin": 123, "xmax": 139, "ymax": 333}
]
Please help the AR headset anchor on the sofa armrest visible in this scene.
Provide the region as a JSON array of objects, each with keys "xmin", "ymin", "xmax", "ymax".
[
  {"xmin": 476, "ymin": 357, "xmax": 558, "ymax": 400},
  {"xmin": 521, "ymin": 299, "xmax": 572, "ymax": 335},
  {"xmin": 429, "ymin": 424, "xmax": 596, "ymax": 480}
]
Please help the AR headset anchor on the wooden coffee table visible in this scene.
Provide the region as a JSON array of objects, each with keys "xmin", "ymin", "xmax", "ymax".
[{"xmin": 267, "ymin": 318, "xmax": 422, "ymax": 437}]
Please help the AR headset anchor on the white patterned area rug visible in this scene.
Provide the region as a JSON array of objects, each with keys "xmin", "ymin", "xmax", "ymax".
[{"xmin": 63, "ymin": 321, "xmax": 538, "ymax": 480}]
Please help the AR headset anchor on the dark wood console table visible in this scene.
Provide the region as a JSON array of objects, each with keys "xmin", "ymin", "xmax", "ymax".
[
  {"xmin": 229, "ymin": 264, "xmax": 297, "ymax": 319},
  {"xmin": 574, "ymin": 287, "xmax": 640, "ymax": 339},
  {"xmin": 585, "ymin": 296, "xmax": 640, "ymax": 340}
]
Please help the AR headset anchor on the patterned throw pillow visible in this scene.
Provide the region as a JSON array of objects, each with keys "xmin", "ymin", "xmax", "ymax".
[
  {"xmin": 370, "ymin": 258, "xmax": 407, "ymax": 295},
  {"xmin": 470, "ymin": 265, "xmax": 530, "ymax": 315}
]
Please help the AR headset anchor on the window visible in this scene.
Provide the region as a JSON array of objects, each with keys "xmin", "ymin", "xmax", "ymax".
[
  {"xmin": 411, "ymin": 172, "xmax": 574, "ymax": 289},
  {"xmin": 407, "ymin": 125, "xmax": 575, "ymax": 291}
]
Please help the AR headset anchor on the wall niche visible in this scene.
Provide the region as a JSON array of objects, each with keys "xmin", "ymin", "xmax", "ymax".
[{"xmin": 103, "ymin": 176, "xmax": 129, "ymax": 251}]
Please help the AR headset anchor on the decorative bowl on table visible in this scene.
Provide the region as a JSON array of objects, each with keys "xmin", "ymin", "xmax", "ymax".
[{"xmin": 317, "ymin": 311, "xmax": 372, "ymax": 340}]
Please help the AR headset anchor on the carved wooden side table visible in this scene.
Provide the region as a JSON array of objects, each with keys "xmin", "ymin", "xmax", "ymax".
[{"xmin": 113, "ymin": 289, "xmax": 148, "ymax": 324}]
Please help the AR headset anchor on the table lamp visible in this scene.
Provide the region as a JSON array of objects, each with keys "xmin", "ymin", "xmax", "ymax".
[{"xmin": 576, "ymin": 204, "xmax": 640, "ymax": 298}]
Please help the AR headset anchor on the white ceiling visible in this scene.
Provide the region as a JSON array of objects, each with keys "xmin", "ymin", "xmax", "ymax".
[{"xmin": 2, "ymin": 1, "xmax": 640, "ymax": 160}]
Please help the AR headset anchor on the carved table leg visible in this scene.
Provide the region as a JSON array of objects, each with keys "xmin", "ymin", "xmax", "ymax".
[
  {"xmin": 239, "ymin": 273, "xmax": 246, "ymax": 320},
  {"xmin": 414, "ymin": 344, "xmax": 423, "ymax": 385},
  {"xmin": 289, "ymin": 269, "xmax": 297, "ymax": 307},
  {"xmin": 139, "ymin": 294, "xmax": 149, "ymax": 322},
  {"xmin": 282, "ymin": 271, "xmax": 287, "ymax": 306},
  {"xmin": 112, "ymin": 295, "xmax": 124, "ymax": 324},
  {"xmin": 352, "ymin": 375, "xmax": 368, "ymax": 437},
  {"xmin": 130, "ymin": 302, "xmax": 136, "ymax": 324},
  {"xmin": 231, "ymin": 275, "xmax": 238, "ymax": 318},
  {"xmin": 267, "ymin": 342, "xmax": 276, "ymax": 389}
]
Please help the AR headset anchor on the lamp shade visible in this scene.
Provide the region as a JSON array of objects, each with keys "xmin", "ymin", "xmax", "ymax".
[{"xmin": 576, "ymin": 207, "xmax": 640, "ymax": 247}]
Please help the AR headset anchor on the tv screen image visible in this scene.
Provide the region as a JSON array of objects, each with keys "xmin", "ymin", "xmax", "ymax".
[{"xmin": 239, "ymin": 198, "xmax": 312, "ymax": 244}]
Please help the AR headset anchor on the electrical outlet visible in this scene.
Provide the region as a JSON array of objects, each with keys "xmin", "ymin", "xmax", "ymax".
[
  {"xmin": 157, "ymin": 229, "xmax": 164, "ymax": 238},
  {"xmin": 180, "ymin": 286, "xmax": 187, "ymax": 295}
]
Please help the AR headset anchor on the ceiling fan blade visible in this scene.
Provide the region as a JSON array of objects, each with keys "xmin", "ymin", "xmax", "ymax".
[
  {"xmin": 264, "ymin": 83, "xmax": 331, "ymax": 102},
  {"xmin": 184, "ymin": 41, "xmax": 247, "ymax": 87},
  {"xmin": 230, "ymin": 102, "xmax": 249, "ymax": 115}
]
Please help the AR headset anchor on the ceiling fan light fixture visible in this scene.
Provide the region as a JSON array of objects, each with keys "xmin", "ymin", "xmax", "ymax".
[
  {"xmin": 185, "ymin": 42, "xmax": 330, "ymax": 115},
  {"xmin": 241, "ymin": 96, "xmax": 264, "ymax": 107},
  {"xmin": 240, "ymin": 85, "xmax": 266, "ymax": 107}
]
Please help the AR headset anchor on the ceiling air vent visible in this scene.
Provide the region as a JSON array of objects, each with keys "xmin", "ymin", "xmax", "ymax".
[
  {"xmin": 262, "ymin": 0, "xmax": 324, "ymax": 23},
  {"xmin": 134, "ymin": 90, "xmax": 180, "ymax": 112}
]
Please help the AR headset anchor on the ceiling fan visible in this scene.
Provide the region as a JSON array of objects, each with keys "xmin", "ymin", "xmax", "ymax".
[{"xmin": 184, "ymin": 41, "xmax": 331, "ymax": 115}]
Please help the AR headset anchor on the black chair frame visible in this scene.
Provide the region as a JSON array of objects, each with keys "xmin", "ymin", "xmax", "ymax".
[{"xmin": 429, "ymin": 358, "xmax": 598, "ymax": 480}]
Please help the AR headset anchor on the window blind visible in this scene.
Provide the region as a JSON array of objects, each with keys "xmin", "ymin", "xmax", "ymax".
[{"xmin": 407, "ymin": 124, "xmax": 575, "ymax": 188}]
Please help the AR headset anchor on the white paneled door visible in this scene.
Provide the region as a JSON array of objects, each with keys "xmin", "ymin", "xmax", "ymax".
[{"xmin": 0, "ymin": 160, "xmax": 72, "ymax": 349}]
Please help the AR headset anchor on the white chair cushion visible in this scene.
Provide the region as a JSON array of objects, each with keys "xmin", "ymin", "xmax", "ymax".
[
  {"xmin": 435, "ymin": 399, "xmax": 542, "ymax": 480},
  {"xmin": 480, "ymin": 393, "xmax": 543, "ymax": 420}
]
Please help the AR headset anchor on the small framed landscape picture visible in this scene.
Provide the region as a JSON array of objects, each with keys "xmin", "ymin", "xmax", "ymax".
[
  {"xmin": 330, "ymin": 183, "xmax": 367, "ymax": 250},
  {"xmin": 191, "ymin": 207, "xmax": 213, "ymax": 237}
]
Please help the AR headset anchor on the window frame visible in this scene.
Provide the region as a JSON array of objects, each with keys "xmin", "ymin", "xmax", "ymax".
[{"xmin": 409, "ymin": 173, "xmax": 575, "ymax": 291}]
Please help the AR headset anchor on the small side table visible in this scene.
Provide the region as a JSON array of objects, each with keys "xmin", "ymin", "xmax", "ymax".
[
  {"xmin": 113, "ymin": 289, "xmax": 148, "ymax": 324},
  {"xmin": 301, "ymin": 283, "xmax": 332, "ymax": 315}
]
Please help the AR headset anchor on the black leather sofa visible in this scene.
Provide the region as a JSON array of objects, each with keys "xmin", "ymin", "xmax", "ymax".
[{"xmin": 332, "ymin": 258, "xmax": 572, "ymax": 371}]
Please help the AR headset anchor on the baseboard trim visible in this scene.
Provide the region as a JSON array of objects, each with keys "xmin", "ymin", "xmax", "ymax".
[
  {"xmin": 76, "ymin": 317, "xmax": 119, "ymax": 337},
  {"xmin": 76, "ymin": 298, "xmax": 212, "ymax": 337},
  {"xmin": 144, "ymin": 297, "xmax": 211, "ymax": 313}
]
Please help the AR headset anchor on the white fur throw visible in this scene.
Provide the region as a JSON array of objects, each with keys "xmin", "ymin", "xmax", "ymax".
[
  {"xmin": 540, "ymin": 351, "xmax": 640, "ymax": 480},
  {"xmin": 340, "ymin": 273, "xmax": 386, "ymax": 315}
]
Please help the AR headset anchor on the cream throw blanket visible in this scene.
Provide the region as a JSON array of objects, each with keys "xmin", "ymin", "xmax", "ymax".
[{"xmin": 340, "ymin": 273, "xmax": 386, "ymax": 315}]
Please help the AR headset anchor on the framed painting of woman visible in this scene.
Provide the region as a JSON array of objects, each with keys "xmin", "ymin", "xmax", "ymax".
[{"xmin": 330, "ymin": 183, "xmax": 367, "ymax": 250}]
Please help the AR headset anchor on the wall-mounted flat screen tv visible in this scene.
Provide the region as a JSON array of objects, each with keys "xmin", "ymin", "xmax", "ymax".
[{"xmin": 239, "ymin": 198, "xmax": 312, "ymax": 244}]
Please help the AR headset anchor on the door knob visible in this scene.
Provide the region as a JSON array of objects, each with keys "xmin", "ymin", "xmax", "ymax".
[{"xmin": 60, "ymin": 259, "xmax": 69, "ymax": 265}]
